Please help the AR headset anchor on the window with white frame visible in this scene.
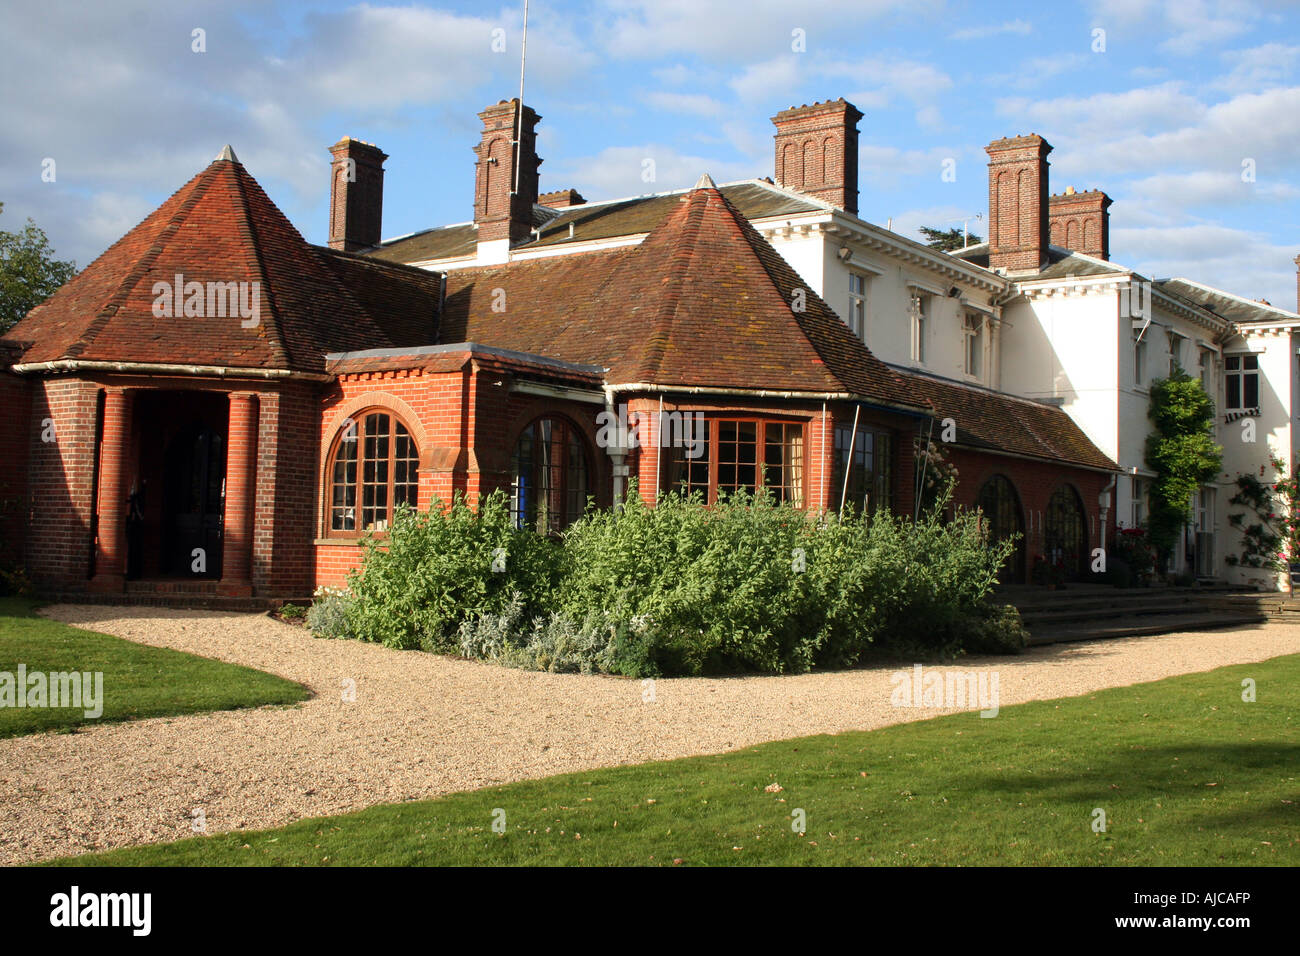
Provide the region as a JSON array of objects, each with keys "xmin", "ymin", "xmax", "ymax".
[
  {"xmin": 910, "ymin": 294, "xmax": 929, "ymax": 364},
  {"xmin": 963, "ymin": 312, "xmax": 983, "ymax": 379},
  {"xmin": 1133, "ymin": 328, "xmax": 1148, "ymax": 386},
  {"xmin": 1130, "ymin": 477, "xmax": 1146, "ymax": 528},
  {"xmin": 1198, "ymin": 347, "xmax": 1213, "ymax": 391},
  {"xmin": 847, "ymin": 272, "xmax": 868, "ymax": 341},
  {"xmin": 1167, "ymin": 330, "xmax": 1184, "ymax": 376},
  {"xmin": 1224, "ymin": 354, "xmax": 1259, "ymax": 410}
]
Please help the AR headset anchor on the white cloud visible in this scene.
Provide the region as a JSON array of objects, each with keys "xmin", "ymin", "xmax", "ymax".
[
  {"xmin": 1115, "ymin": 223, "xmax": 1297, "ymax": 308},
  {"xmin": 600, "ymin": 0, "xmax": 937, "ymax": 60},
  {"xmin": 729, "ymin": 56, "xmax": 803, "ymax": 102},
  {"xmin": 550, "ymin": 145, "xmax": 756, "ymax": 202},
  {"xmin": 1213, "ymin": 43, "xmax": 1300, "ymax": 94},
  {"xmin": 642, "ymin": 91, "xmax": 725, "ymax": 117},
  {"xmin": 1085, "ymin": 0, "xmax": 1260, "ymax": 56},
  {"xmin": 949, "ymin": 19, "xmax": 1033, "ymax": 41}
]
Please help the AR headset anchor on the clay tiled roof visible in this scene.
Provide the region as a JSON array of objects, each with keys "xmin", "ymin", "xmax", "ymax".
[
  {"xmin": 371, "ymin": 181, "xmax": 825, "ymax": 264},
  {"xmin": 2, "ymin": 150, "xmax": 442, "ymax": 374},
  {"xmin": 438, "ymin": 177, "xmax": 927, "ymax": 408},
  {"xmin": 895, "ymin": 367, "xmax": 1117, "ymax": 471}
]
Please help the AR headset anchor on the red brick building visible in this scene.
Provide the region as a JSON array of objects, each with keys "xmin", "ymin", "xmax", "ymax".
[{"xmin": 0, "ymin": 101, "xmax": 1116, "ymax": 601}]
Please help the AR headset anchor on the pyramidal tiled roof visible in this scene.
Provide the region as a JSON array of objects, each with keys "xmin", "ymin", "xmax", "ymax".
[
  {"xmin": 439, "ymin": 178, "xmax": 928, "ymax": 409},
  {"xmin": 3, "ymin": 150, "xmax": 442, "ymax": 374}
]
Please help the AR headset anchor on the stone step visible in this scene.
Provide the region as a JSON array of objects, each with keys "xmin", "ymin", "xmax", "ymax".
[
  {"xmin": 1019, "ymin": 600, "xmax": 1205, "ymax": 626},
  {"xmin": 1026, "ymin": 610, "xmax": 1268, "ymax": 646}
]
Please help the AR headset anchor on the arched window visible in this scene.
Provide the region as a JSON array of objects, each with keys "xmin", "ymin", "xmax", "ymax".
[
  {"xmin": 512, "ymin": 417, "xmax": 589, "ymax": 533},
  {"xmin": 328, "ymin": 410, "xmax": 419, "ymax": 534},
  {"xmin": 976, "ymin": 474, "xmax": 1026, "ymax": 582}
]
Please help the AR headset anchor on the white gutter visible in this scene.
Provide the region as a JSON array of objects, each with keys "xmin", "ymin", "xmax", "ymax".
[
  {"xmin": 603, "ymin": 381, "xmax": 930, "ymax": 417},
  {"xmin": 511, "ymin": 381, "xmax": 607, "ymax": 404},
  {"xmin": 10, "ymin": 359, "xmax": 333, "ymax": 381}
]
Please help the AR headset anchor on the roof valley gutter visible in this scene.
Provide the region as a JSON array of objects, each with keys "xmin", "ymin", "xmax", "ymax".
[{"xmin": 9, "ymin": 360, "xmax": 333, "ymax": 381}]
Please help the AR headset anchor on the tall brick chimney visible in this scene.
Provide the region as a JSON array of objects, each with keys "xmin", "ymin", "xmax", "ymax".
[
  {"xmin": 327, "ymin": 137, "xmax": 387, "ymax": 252},
  {"xmin": 986, "ymin": 134, "xmax": 1053, "ymax": 273},
  {"xmin": 771, "ymin": 99, "xmax": 863, "ymax": 215},
  {"xmin": 1049, "ymin": 186, "xmax": 1112, "ymax": 260},
  {"xmin": 474, "ymin": 99, "xmax": 542, "ymax": 246}
]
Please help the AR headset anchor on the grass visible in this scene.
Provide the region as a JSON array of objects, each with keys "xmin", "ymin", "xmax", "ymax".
[
  {"xmin": 49, "ymin": 652, "xmax": 1298, "ymax": 866},
  {"xmin": 0, "ymin": 597, "xmax": 309, "ymax": 738}
]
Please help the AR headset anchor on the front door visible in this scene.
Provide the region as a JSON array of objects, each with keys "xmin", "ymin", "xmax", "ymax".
[{"xmin": 163, "ymin": 425, "xmax": 226, "ymax": 577}]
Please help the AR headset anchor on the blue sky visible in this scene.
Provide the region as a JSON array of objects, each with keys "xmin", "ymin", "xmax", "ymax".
[{"xmin": 2, "ymin": 0, "xmax": 1297, "ymax": 306}]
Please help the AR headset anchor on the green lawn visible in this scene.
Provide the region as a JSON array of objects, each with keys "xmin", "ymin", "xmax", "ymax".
[
  {"xmin": 50, "ymin": 652, "xmax": 1298, "ymax": 866},
  {"xmin": 0, "ymin": 597, "xmax": 309, "ymax": 738}
]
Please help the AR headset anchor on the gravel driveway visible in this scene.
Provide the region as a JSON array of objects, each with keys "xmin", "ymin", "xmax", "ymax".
[{"xmin": 2, "ymin": 604, "xmax": 1297, "ymax": 865}]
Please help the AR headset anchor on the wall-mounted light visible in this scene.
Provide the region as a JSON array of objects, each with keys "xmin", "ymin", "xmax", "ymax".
[{"xmin": 837, "ymin": 246, "xmax": 851, "ymax": 261}]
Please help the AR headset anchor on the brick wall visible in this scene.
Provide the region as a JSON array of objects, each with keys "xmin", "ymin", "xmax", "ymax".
[
  {"xmin": 944, "ymin": 447, "xmax": 1111, "ymax": 583},
  {"xmin": 0, "ymin": 370, "xmax": 32, "ymax": 567},
  {"xmin": 25, "ymin": 378, "xmax": 101, "ymax": 589},
  {"xmin": 313, "ymin": 362, "xmax": 606, "ymax": 588}
]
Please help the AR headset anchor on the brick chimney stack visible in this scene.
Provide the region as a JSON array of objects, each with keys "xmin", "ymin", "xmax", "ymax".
[
  {"xmin": 474, "ymin": 99, "xmax": 542, "ymax": 246},
  {"xmin": 539, "ymin": 189, "xmax": 586, "ymax": 209},
  {"xmin": 327, "ymin": 138, "xmax": 388, "ymax": 252},
  {"xmin": 1049, "ymin": 186, "xmax": 1112, "ymax": 260},
  {"xmin": 986, "ymin": 134, "xmax": 1053, "ymax": 273},
  {"xmin": 771, "ymin": 99, "xmax": 863, "ymax": 215}
]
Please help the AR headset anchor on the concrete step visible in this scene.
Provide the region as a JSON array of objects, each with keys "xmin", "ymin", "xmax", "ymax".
[
  {"xmin": 1019, "ymin": 599, "xmax": 1206, "ymax": 626},
  {"xmin": 1026, "ymin": 610, "xmax": 1267, "ymax": 646}
]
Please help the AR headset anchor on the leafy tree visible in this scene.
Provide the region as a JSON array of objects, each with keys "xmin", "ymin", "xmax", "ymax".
[
  {"xmin": 0, "ymin": 203, "xmax": 77, "ymax": 333},
  {"xmin": 919, "ymin": 225, "xmax": 982, "ymax": 252},
  {"xmin": 1144, "ymin": 366, "xmax": 1223, "ymax": 570}
]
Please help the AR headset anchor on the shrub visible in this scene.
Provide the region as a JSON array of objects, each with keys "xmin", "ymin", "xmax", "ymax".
[
  {"xmin": 344, "ymin": 491, "xmax": 561, "ymax": 650},
  {"xmin": 457, "ymin": 592, "xmax": 622, "ymax": 674},
  {"xmin": 554, "ymin": 484, "xmax": 1016, "ymax": 674},
  {"xmin": 278, "ymin": 603, "xmax": 307, "ymax": 621},
  {"xmin": 959, "ymin": 603, "xmax": 1029, "ymax": 655},
  {"xmin": 306, "ymin": 586, "xmax": 356, "ymax": 641},
  {"xmin": 332, "ymin": 481, "xmax": 1020, "ymax": 673}
]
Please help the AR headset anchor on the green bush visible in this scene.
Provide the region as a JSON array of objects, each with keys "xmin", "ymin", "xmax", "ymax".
[
  {"xmin": 554, "ymin": 485, "xmax": 1016, "ymax": 675},
  {"xmin": 306, "ymin": 586, "xmax": 355, "ymax": 640},
  {"xmin": 343, "ymin": 491, "xmax": 561, "ymax": 650},
  {"xmin": 329, "ymin": 482, "xmax": 1019, "ymax": 674},
  {"xmin": 959, "ymin": 603, "xmax": 1030, "ymax": 655},
  {"xmin": 458, "ymin": 592, "xmax": 621, "ymax": 674}
]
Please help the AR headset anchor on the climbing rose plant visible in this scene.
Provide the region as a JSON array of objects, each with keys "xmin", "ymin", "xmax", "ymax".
[{"xmin": 1226, "ymin": 455, "xmax": 1300, "ymax": 571}]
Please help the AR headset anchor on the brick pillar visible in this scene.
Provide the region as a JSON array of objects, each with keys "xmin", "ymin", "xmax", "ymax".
[
  {"xmin": 89, "ymin": 387, "xmax": 132, "ymax": 591},
  {"xmin": 220, "ymin": 391, "xmax": 258, "ymax": 596}
]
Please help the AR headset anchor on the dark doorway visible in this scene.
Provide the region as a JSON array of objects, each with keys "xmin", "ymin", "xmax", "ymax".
[
  {"xmin": 162, "ymin": 423, "xmax": 226, "ymax": 578},
  {"xmin": 976, "ymin": 474, "xmax": 1026, "ymax": 583},
  {"xmin": 1045, "ymin": 485, "xmax": 1089, "ymax": 581}
]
